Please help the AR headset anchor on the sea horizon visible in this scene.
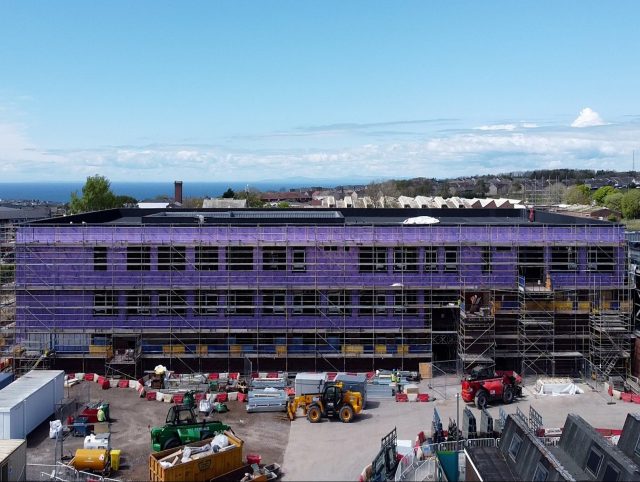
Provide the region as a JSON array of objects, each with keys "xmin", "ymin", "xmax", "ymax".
[{"xmin": 0, "ymin": 181, "xmax": 350, "ymax": 204}]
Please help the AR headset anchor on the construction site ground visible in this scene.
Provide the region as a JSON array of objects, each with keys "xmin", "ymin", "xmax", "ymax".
[
  {"xmin": 23, "ymin": 377, "xmax": 640, "ymax": 481},
  {"xmin": 25, "ymin": 383, "xmax": 289, "ymax": 481}
]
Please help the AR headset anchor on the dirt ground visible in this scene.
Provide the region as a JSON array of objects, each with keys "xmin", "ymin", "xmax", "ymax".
[{"xmin": 26, "ymin": 382, "xmax": 290, "ymax": 481}]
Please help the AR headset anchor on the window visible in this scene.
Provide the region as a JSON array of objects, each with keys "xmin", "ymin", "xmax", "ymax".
[
  {"xmin": 94, "ymin": 290, "xmax": 116, "ymax": 316},
  {"xmin": 226, "ymin": 291, "xmax": 254, "ymax": 315},
  {"xmin": 227, "ymin": 247, "xmax": 253, "ymax": 271},
  {"xmin": 262, "ymin": 290, "xmax": 286, "ymax": 315},
  {"xmin": 157, "ymin": 290, "xmax": 187, "ymax": 316},
  {"xmin": 393, "ymin": 248, "xmax": 419, "ymax": 273},
  {"xmin": 508, "ymin": 434, "xmax": 522, "ymax": 461},
  {"xmin": 518, "ymin": 246, "xmax": 544, "ymax": 264},
  {"xmin": 588, "ymin": 246, "xmax": 616, "ymax": 272},
  {"xmin": 532, "ymin": 462, "xmax": 548, "ymax": 482},
  {"xmin": 481, "ymin": 247, "xmax": 492, "ymax": 274},
  {"xmin": 93, "ymin": 247, "xmax": 107, "ymax": 271},
  {"xmin": 444, "ymin": 247, "xmax": 458, "ymax": 272},
  {"xmin": 602, "ymin": 463, "xmax": 620, "ymax": 482},
  {"xmin": 127, "ymin": 246, "xmax": 150, "ymax": 271},
  {"xmin": 424, "ymin": 246, "xmax": 437, "ymax": 272},
  {"xmin": 292, "ymin": 248, "xmax": 306, "ymax": 272},
  {"xmin": 359, "ymin": 290, "xmax": 387, "ymax": 316},
  {"xmin": 585, "ymin": 446, "xmax": 603, "ymax": 476},
  {"xmin": 157, "ymin": 246, "xmax": 186, "ymax": 271},
  {"xmin": 292, "ymin": 291, "xmax": 318, "ymax": 315},
  {"xmin": 158, "ymin": 292, "xmax": 170, "ymax": 315},
  {"xmin": 195, "ymin": 246, "xmax": 218, "ymax": 271},
  {"xmin": 263, "ymin": 247, "xmax": 286, "ymax": 271},
  {"xmin": 195, "ymin": 291, "xmax": 218, "ymax": 315},
  {"xmin": 394, "ymin": 290, "xmax": 418, "ymax": 315},
  {"xmin": 634, "ymin": 433, "xmax": 640, "ymax": 457},
  {"xmin": 325, "ymin": 291, "xmax": 351, "ymax": 316},
  {"xmin": 126, "ymin": 291, "xmax": 151, "ymax": 315},
  {"xmin": 323, "ymin": 246, "xmax": 338, "ymax": 252},
  {"xmin": 550, "ymin": 246, "xmax": 577, "ymax": 271},
  {"xmin": 359, "ymin": 247, "xmax": 387, "ymax": 273}
]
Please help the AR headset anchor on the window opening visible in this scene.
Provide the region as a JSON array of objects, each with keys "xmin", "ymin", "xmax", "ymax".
[
  {"xmin": 263, "ymin": 247, "xmax": 287, "ymax": 271},
  {"xmin": 127, "ymin": 246, "xmax": 150, "ymax": 271},
  {"xmin": 359, "ymin": 247, "xmax": 388, "ymax": 273},
  {"xmin": 94, "ymin": 290, "xmax": 116, "ymax": 316},
  {"xmin": 292, "ymin": 248, "xmax": 306, "ymax": 272},
  {"xmin": 195, "ymin": 246, "xmax": 218, "ymax": 270},
  {"xmin": 93, "ymin": 247, "xmax": 107, "ymax": 271},
  {"xmin": 227, "ymin": 247, "xmax": 254, "ymax": 271},
  {"xmin": 394, "ymin": 247, "xmax": 419, "ymax": 273}
]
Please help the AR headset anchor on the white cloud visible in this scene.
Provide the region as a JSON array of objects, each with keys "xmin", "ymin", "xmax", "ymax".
[
  {"xmin": 474, "ymin": 124, "xmax": 516, "ymax": 131},
  {"xmin": 571, "ymin": 107, "xmax": 606, "ymax": 128},
  {"xmin": 0, "ymin": 121, "xmax": 65, "ymax": 175},
  {"xmin": 1, "ymin": 109, "xmax": 638, "ymax": 182}
]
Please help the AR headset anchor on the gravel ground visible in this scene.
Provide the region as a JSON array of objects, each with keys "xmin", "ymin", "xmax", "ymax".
[{"xmin": 26, "ymin": 382, "xmax": 289, "ymax": 481}]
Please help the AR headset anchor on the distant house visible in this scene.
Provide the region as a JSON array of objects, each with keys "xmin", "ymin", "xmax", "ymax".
[
  {"xmin": 137, "ymin": 202, "xmax": 171, "ymax": 209},
  {"xmin": 585, "ymin": 178, "xmax": 612, "ymax": 190},
  {"xmin": 488, "ymin": 180, "xmax": 511, "ymax": 197},
  {"xmin": 0, "ymin": 206, "xmax": 51, "ymax": 227},
  {"xmin": 545, "ymin": 204, "xmax": 621, "ymax": 220},
  {"xmin": 260, "ymin": 191, "xmax": 312, "ymax": 203},
  {"xmin": 202, "ymin": 199, "xmax": 247, "ymax": 209}
]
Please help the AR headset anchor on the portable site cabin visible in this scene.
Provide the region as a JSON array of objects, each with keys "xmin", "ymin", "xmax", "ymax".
[
  {"xmin": 294, "ymin": 373, "xmax": 327, "ymax": 396},
  {"xmin": 335, "ymin": 373, "xmax": 368, "ymax": 407},
  {"xmin": 0, "ymin": 370, "xmax": 64, "ymax": 439},
  {"xmin": 0, "ymin": 440, "xmax": 26, "ymax": 481}
]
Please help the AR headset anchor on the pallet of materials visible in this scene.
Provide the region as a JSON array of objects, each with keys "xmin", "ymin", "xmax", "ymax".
[
  {"xmin": 246, "ymin": 389, "xmax": 288, "ymax": 413},
  {"xmin": 250, "ymin": 378, "xmax": 287, "ymax": 389}
]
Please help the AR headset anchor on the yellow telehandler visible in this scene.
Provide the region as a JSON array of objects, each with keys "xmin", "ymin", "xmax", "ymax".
[{"xmin": 287, "ymin": 381, "xmax": 363, "ymax": 423}]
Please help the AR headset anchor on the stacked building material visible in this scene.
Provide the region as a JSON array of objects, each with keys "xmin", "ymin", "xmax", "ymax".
[
  {"xmin": 250, "ymin": 377, "xmax": 286, "ymax": 389},
  {"xmin": 246, "ymin": 389, "xmax": 288, "ymax": 413}
]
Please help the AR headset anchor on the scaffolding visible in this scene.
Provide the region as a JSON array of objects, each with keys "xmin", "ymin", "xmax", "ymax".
[
  {"xmin": 589, "ymin": 286, "xmax": 631, "ymax": 378},
  {"xmin": 5, "ymin": 210, "xmax": 633, "ymax": 379},
  {"xmin": 458, "ymin": 291, "xmax": 495, "ymax": 373},
  {"xmin": 518, "ymin": 276, "xmax": 555, "ymax": 377}
]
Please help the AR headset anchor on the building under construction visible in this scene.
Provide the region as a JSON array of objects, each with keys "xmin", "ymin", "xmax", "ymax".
[{"xmin": 3, "ymin": 207, "xmax": 632, "ymax": 379}]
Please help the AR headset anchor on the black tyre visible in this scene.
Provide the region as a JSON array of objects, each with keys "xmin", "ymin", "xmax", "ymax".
[
  {"xmin": 307, "ymin": 405, "xmax": 322, "ymax": 423},
  {"xmin": 339, "ymin": 405, "xmax": 354, "ymax": 423},
  {"xmin": 163, "ymin": 437, "xmax": 181, "ymax": 450},
  {"xmin": 475, "ymin": 390, "xmax": 489, "ymax": 409},
  {"xmin": 502, "ymin": 386, "xmax": 514, "ymax": 404}
]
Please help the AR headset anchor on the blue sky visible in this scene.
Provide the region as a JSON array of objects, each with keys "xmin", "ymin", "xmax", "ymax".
[{"xmin": 1, "ymin": 1, "xmax": 639, "ymax": 182}]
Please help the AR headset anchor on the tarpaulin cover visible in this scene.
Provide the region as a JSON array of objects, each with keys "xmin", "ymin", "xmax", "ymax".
[{"xmin": 535, "ymin": 378, "xmax": 584, "ymax": 395}]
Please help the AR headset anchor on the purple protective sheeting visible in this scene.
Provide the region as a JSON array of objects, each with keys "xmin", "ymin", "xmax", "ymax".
[{"xmin": 15, "ymin": 223, "xmax": 627, "ymax": 332}]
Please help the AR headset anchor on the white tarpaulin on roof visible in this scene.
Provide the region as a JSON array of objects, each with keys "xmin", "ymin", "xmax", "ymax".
[
  {"xmin": 402, "ymin": 216, "xmax": 440, "ymax": 225},
  {"xmin": 535, "ymin": 378, "xmax": 584, "ymax": 395}
]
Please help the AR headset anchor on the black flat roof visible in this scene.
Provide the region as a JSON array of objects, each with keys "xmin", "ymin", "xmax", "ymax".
[
  {"xmin": 29, "ymin": 207, "xmax": 615, "ymax": 227},
  {"xmin": 466, "ymin": 446, "xmax": 518, "ymax": 481}
]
